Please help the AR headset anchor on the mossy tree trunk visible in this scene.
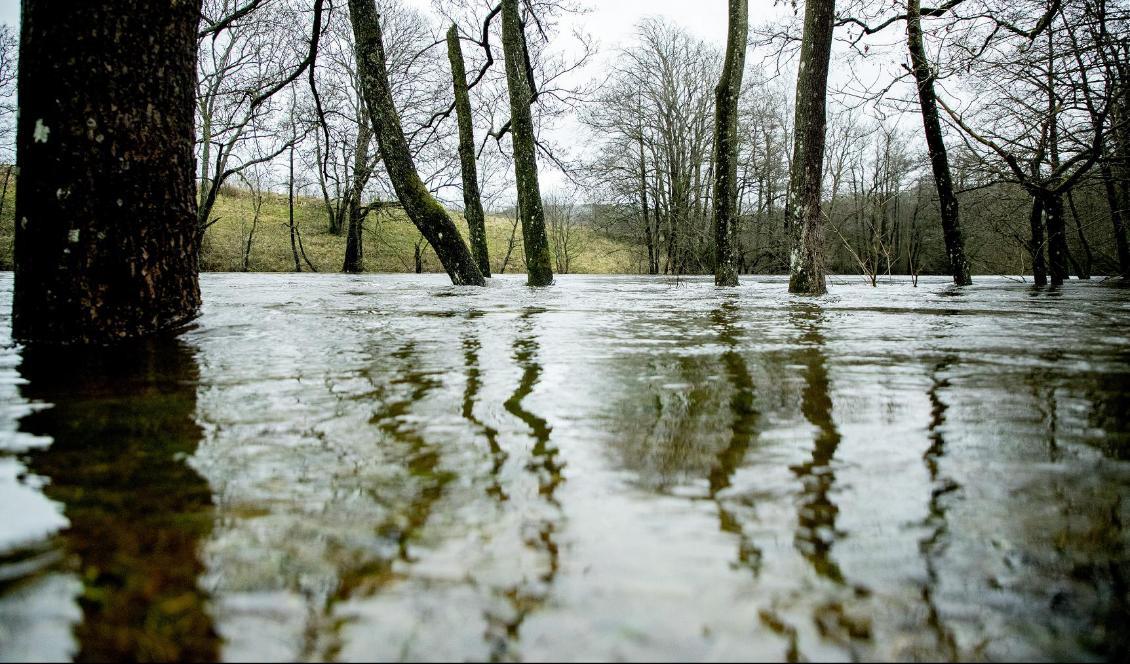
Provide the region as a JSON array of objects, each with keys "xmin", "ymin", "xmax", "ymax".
[
  {"xmin": 786, "ymin": 0, "xmax": 835, "ymax": 295},
  {"xmin": 347, "ymin": 0, "xmax": 484, "ymax": 285},
  {"xmin": 447, "ymin": 25, "xmax": 492, "ymax": 278},
  {"xmin": 712, "ymin": 0, "xmax": 747, "ymax": 287},
  {"xmin": 907, "ymin": 0, "xmax": 972, "ymax": 286},
  {"xmin": 500, "ymin": 0, "xmax": 553, "ymax": 286},
  {"xmin": 13, "ymin": 0, "xmax": 202, "ymax": 344}
]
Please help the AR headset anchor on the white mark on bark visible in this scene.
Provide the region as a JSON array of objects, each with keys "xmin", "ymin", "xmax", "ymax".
[
  {"xmin": 19, "ymin": 217, "xmax": 28, "ymax": 229},
  {"xmin": 68, "ymin": 229, "xmax": 80, "ymax": 243},
  {"xmin": 33, "ymin": 119, "xmax": 50, "ymax": 143}
]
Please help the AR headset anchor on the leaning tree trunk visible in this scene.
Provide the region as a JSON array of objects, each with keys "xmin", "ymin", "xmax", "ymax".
[
  {"xmin": 712, "ymin": 0, "xmax": 748, "ymax": 287},
  {"xmin": 447, "ymin": 25, "xmax": 492, "ymax": 278},
  {"xmin": 13, "ymin": 0, "xmax": 202, "ymax": 344},
  {"xmin": 348, "ymin": 0, "xmax": 484, "ymax": 285},
  {"xmin": 786, "ymin": 0, "xmax": 836, "ymax": 295},
  {"xmin": 907, "ymin": 0, "xmax": 972, "ymax": 286},
  {"xmin": 500, "ymin": 0, "xmax": 553, "ymax": 286}
]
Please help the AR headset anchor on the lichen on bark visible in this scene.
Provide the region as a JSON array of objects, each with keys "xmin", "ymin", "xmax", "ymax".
[
  {"xmin": 785, "ymin": 0, "xmax": 835, "ymax": 295},
  {"xmin": 447, "ymin": 25, "xmax": 492, "ymax": 278},
  {"xmin": 712, "ymin": 0, "xmax": 748, "ymax": 287},
  {"xmin": 500, "ymin": 0, "xmax": 554, "ymax": 287},
  {"xmin": 13, "ymin": 0, "xmax": 203, "ymax": 344},
  {"xmin": 348, "ymin": 0, "xmax": 485, "ymax": 286}
]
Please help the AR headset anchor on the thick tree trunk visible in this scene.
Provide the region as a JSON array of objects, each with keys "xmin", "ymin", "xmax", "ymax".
[
  {"xmin": 1043, "ymin": 190, "xmax": 1069, "ymax": 285},
  {"xmin": 347, "ymin": 0, "xmax": 484, "ymax": 285},
  {"xmin": 1028, "ymin": 196, "xmax": 1049, "ymax": 286},
  {"xmin": 712, "ymin": 0, "xmax": 747, "ymax": 287},
  {"xmin": 13, "ymin": 0, "xmax": 202, "ymax": 344},
  {"xmin": 907, "ymin": 0, "xmax": 972, "ymax": 286},
  {"xmin": 500, "ymin": 0, "xmax": 553, "ymax": 286},
  {"xmin": 786, "ymin": 0, "xmax": 835, "ymax": 295},
  {"xmin": 447, "ymin": 25, "xmax": 492, "ymax": 278},
  {"xmin": 343, "ymin": 111, "xmax": 372, "ymax": 273},
  {"xmin": 342, "ymin": 204, "xmax": 365, "ymax": 273}
]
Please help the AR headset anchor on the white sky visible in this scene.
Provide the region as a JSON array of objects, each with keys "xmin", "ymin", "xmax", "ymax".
[{"xmin": 0, "ymin": 1, "xmax": 14, "ymax": 29}]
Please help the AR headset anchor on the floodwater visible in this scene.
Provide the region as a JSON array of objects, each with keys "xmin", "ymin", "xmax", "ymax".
[{"xmin": 1, "ymin": 272, "xmax": 1129, "ymax": 662}]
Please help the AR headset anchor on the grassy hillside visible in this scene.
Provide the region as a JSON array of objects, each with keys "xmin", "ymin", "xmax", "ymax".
[{"xmin": 0, "ymin": 180, "xmax": 635, "ymax": 274}]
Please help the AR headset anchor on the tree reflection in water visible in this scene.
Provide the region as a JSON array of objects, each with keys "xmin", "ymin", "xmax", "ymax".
[
  {"xmin": 787, "ymin": 303, "xmax": 845, "ymax": 585},
  {"xmin": 488, "ymin": 306, "xmax": 562, "ymax": 661},
  {"xmin": 19, "ymin": 337, "xmax": 218, "ymax": 662}
]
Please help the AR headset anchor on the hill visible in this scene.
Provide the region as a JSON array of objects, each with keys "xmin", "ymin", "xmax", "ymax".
[{"xmin": 0, "ymin": 178, "xmax": 636, "ymax": 274}]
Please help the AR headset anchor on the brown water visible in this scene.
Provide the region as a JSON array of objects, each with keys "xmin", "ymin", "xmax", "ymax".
[{"xmin": 1, "ymin": 272, "xmax": 1129, "ymax": 662}]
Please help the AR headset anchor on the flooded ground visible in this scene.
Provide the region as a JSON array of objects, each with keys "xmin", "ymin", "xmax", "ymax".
[{"xmin": 1, "ymin": 272, "xmax": 1129, "ymax": 662}]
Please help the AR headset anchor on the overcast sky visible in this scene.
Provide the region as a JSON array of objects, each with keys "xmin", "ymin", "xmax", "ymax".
[{"xmin": 0, "ymin": 0, "xmax": 739, "ymax": 46}]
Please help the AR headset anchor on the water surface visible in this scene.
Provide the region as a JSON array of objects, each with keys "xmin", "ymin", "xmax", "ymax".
[{"xmin": 1, "ymin": 272, "xmax": 1129, "ymax": 661}]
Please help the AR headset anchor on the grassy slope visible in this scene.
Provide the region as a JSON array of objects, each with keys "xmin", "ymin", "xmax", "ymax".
[{"xmin": 0, "ymin": 183, "xmax": 635, "ymax": 274}]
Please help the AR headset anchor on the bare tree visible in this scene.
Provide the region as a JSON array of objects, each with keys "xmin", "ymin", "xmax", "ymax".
[
  {"xmin": 348, "ymin": 0, "xmax": 485, "ymax": 285},
  {"xmin": 545, "ymin": 191, "xmax": 586, "ymax": 274},
  {"xmin": 713, "ymin": 0, "xmax": 748, "ymax": 286},
  {"xmin": 787, "ymin": 0, "xmax": 836, "ymax": 294},
  {"xmin": 500, "ymin": 0, "xmax": 553, "ymax": 286},
  {"xmin": 448, "ymin": 23, "xmax": 492, "ymax": 277}
]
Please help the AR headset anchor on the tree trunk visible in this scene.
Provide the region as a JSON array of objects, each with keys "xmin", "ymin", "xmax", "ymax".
[
  {"xmin": 447, "ymin": 25, "xmax": 491, "ymax": 278},
  {"xmin": 1098, "ymin": 157, "xmax": 1129, "ymax": 276},
  {"xmin": 1044, "ymin": 190, "xmax": 1069, "ymax": 285},
  {"xmin": 347, "ymin": 0, "xmax": 484, "ymax": 285},
  {"xmin": 288, "ymin": 142, "xmax": 301, "ymax": 273},
  {"xmin": 907, "ymin": 0, "xmax": 972, "ymax": 286},
  {"xmin": 786, "ymin": 0, "xmax": 835, "ymax": 295},
  {"xmin": 1066, "ymin": 190, "xmax": 1091, "ymax": 279},
  {"xmin": 500, "ymin": 0, "xmax": 553, "ymax": 286},
  {"xmin": 343, "ymin": 110, "xmax": 372, "ymax": 273},
  {"xmin": 499, "ymin": 205, "xmax": 521, "ymax": 274},
  {"xmin": 1029, "ymin": 196, "xmax": 1049, "ymax": 286},
  {"xmin": 712, "ymin": 0, "xmax": 747, "ymax": 287},
  {"xmin": 13, "ymin": 0, "xmax": 202, "ymax": 344}
]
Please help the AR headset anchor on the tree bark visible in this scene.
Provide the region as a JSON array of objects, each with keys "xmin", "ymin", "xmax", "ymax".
[
  {"xmin": 712, "ymin": 0, "xmax": 747, "ymax": 287},
  {"xmin": 347, "ymin": 0, "xmax": 484, "ymax": 285},
  {"xmin": 500, "ymin": 0, "xmax": 553, "ymax": 286},
  {"xmin": 1099, "ymin": 155, "xmax": 1129, "ymax": 276},
  {"xmin": 1043, "ymin": 190, "xmax": 1069, "ymax": 285},
  {"xmin": 288, "ymin": 141, "xmax": 302, "ymax": 273},
  {"xmin": 343, "ymin": 108, "xmax": 372, "ymax": 273},
  {"xmin": 447, "ymin": 25, "xmax": 492, "ymax": 278},
  {"xmin": 1066, "ymin": 190, "xmax": 1091, "ymax": 279},
  {"xmin": 906, "ymin": 0, "xmax": 972, "ymax": 286},
  {"xmin": 13, "ymin": 0, "xmax": 202, "ymax": 344},
  {"xmin": 786, "ymin": 0, "xmax": 835, "ymax": 295},
  {"xmin": 1028, "ymin": 195, "xmax": 1049, "ymax": 286}
]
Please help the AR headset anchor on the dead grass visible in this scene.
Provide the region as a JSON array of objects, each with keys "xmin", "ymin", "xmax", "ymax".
[{"xmin": 0, "ymin": 182, "xmax": 636, "ymax": 274}]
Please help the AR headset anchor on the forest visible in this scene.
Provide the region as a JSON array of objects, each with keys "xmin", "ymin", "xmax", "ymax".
[
  {"xmin": 0, "ymin": 1, "xmax": 1129, "ymax": 662},
  {"xmin": 1, "ymin": 0, "xmax": 1127, "ymax": 286}
]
